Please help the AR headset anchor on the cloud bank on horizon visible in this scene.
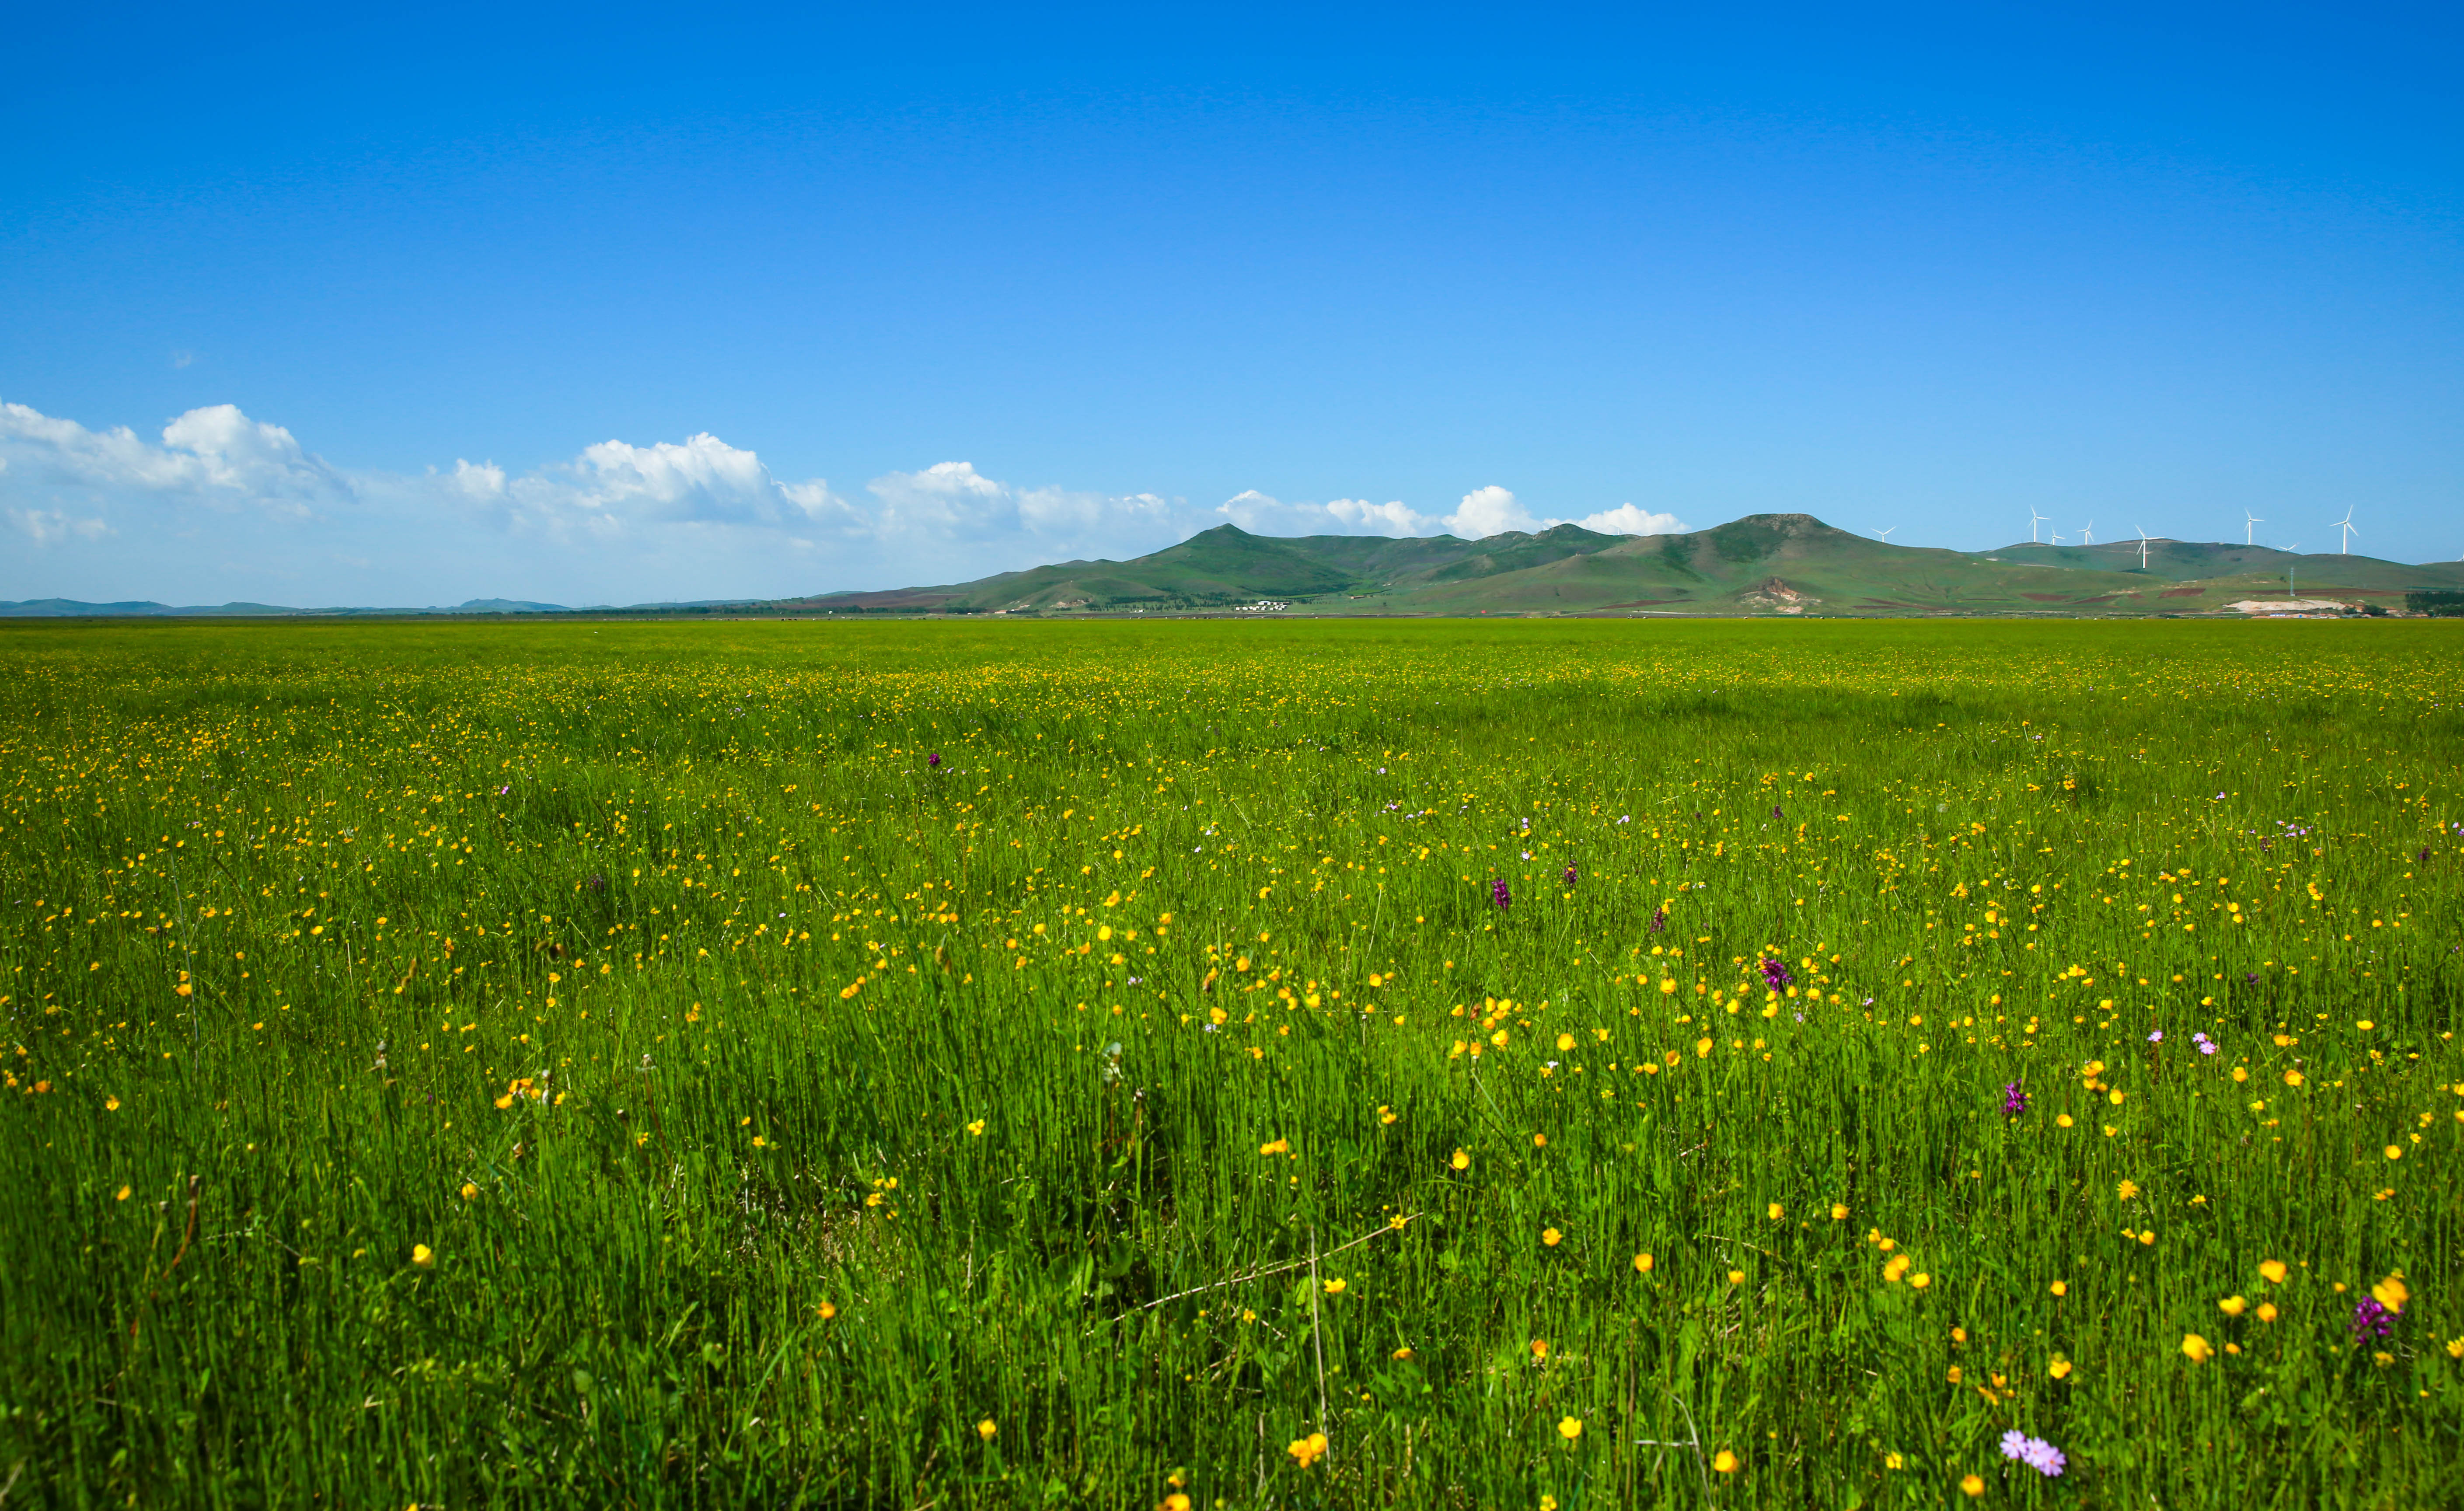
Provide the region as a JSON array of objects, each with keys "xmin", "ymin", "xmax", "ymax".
[{"xmin": 0, "ymin": 400, "xmax": 1690, "ymax": 606}]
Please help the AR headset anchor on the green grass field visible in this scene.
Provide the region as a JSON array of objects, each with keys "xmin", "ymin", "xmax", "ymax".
[{"xmin": 2, "ymin": 618, "xmax": 2459, "ymax": 1508}]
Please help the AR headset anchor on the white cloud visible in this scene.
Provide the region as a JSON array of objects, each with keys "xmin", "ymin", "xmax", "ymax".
[
  {"xmin": 1218, "ymin": 489, "xmax": 1423, "ymax": 537},
  {"xmin": 1325, "ymin": 497, "xmax": 1429, "ymax": 535},
  {"xmin": 867, "ymin": 461, "xmax": 1190, "ymax": 562},
  {"xmin": 1574, "ymin": 503, "xmax": 1688, "ymax": 536},
  {"xmin": 1222, "ymin": 484, "xmax": 1687, "ymax": 541},
  {"xmin": 444, "ymin": 459, "xmax": 506, "ymax": 501},
  {"xmin": 1443, "ymin": 485, "xmax": 1539, "ymax": 538},
  {"xmin": 488, "ymin": 432, "xmax": 864, "ymax": 535},
  {"xmin": 7, "ymin": 507, "xmax": 113, "ymax": 545},
  {"xmin": 0, "ymin": 396, "xmax": 1695, "ymax": 605},
  {"xmin": 0, "ymin": 400, "xmax": 346, "ymax": 516},
  {"xmin": 0, "ymin": 398, "xmax": 1194, "ymax": 601}
]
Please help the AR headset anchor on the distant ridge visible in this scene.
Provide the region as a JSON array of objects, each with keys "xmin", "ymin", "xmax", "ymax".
[
  {"xmin": 0, "ymin": 597, "xmax": 576, "ymax": 618},
  {"xmin": 10, "ymin": 516, "xmax": 2463, "ymax": 619},
  {"xmin": 776, "ymin": 513, "xmax": 2464, "ymax": 617}
]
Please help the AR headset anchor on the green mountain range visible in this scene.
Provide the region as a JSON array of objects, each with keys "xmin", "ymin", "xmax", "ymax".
[
  {"xmin": 12, "ymin": 515, "xmax": 2458, "ymax": 619},
  {"xmin": 784, "ymin": 514, "xmax": 2464, "ymax": 617}
]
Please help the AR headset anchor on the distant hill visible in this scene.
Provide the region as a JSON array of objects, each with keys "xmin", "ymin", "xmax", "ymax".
[
  {"xmin": 782, "ymin": 514, "xmax": 2464, "ymax": 617},
  {"xmin": 0, "ymin": 597, "xmax": 572, "ymax": 618},
  {"xmin": 10, "ymin": 518, "xmax": 2462, "ymax": 619}
]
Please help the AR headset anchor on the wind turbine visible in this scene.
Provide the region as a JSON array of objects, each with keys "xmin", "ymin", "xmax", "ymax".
[
  {"xmin": 1874, "ymin": 526, "xmax": 1897, "ymax": 543},
  {"xmin": 2134, "ymin": 525, "xmax": 2152, "ymax": 570},
  {"xmin": 2049, "ymin": 529, "xmax": 2066, "ymax": 547},
  {"xmin": 2028, "ymin": 507, "xmax": 2046, "ymax": 544},
  {"xmin": 2080, "ymin": 520, "xmax": 2096, "ymax": 544},
  {"xmin": 2335, "ymin": 507, "xmax": 2357, "ymax": 555},
  {"xmin": 2244, "ymin": 509, "xmax": 2262, "ymax": 546}
]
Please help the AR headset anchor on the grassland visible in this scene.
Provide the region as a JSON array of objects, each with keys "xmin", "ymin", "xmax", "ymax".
[{"xmin": 1, "ymin": 617, "xmax": 2460, "ymax": 1508}]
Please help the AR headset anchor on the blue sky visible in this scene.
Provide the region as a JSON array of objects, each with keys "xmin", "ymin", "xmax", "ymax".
[{"xmin": 4, "ymin": 1, "xmax": 2458, "ymax": 604}]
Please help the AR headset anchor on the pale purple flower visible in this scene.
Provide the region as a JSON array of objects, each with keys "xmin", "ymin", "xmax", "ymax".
[
  {"xmin": 2000, "ymin": 1430, "xmax": 2066, "ymax": 1476},
  {"xmin": 2147, "ymin": 1029, "xmax": 2164, "ymax": 1043}
]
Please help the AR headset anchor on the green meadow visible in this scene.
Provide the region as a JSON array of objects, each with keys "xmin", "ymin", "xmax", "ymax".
[{"xmin": 0, "ymin": 618, "xmax": 2459, "ymax": 1508}]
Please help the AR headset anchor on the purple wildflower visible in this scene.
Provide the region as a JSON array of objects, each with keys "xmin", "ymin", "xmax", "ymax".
[
  {"xmin": 2003, "ymin": 1080, "xmax": 2028, "ymax": 1117},
  {"xmin": 1490, "ymin": 877, "xmax": 1511, "ymax": 911},
  {"xmin": 927, "ymin": 752, "xmax": 941, "ymax": 769},
  {"xmin": 2351, "ymin": 1296, "xmax": 2394, "ymax": 1343},
  {"xmin": 2147, "ymin": 1029, "xmax": 2164, "ymax": 1043},
  {"xmin": 1758, "ymin": 956, "xmax": 1793, "ymax": 991},
  {"xmin": 1771, "ymin": 805, "xmax": 1783, "ymax": 819},
  {"xmin": 1998, "ymin": 1430, "xmax": 2067, "ymax": 1476},
  {"xmin": 1648, "ymin": 908, "xmax": 1667, "ymax": 934},
  {"xmin": 2419, "ymin": 847, "xmax": 2432, "ymax": 862},
  {"xmin": 1563, "ymin": 864, "xmax": 1578, "ymax": 887},
  {"xmin": 496, "ymin": 784, "xmax": 510, "ymax": 796}
]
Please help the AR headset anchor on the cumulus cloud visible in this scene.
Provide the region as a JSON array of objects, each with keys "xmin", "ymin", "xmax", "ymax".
[
  {"xmin": 487, "ymin": 432, "xmax": 867, "ymax": 536},
  {"xmin": 0, "ymin": 396, "xmax": 1695, "ymax": 606},
  {"xmin": 1443, "ymin": 485, "xmax": 1538, "ymax": 538},
  {"xmin": 866, "ymin": 461, "xmax": 1189, "ymax": 563},
  {"xmin": 0, "ymin": 400, "xmax": 346, "ymax": 517},
  {"xmin": 1218, "ymin": 489, "xmax": 1423, "ymax": 537},
  {"xmin": 1219, "ymin": 484, "xmax": 1686, "ymax": 541},
  {"xmin": 0, "ymin": 398, "xmax": 1194, "ymax": 602},
  {"xmin": 7, "ymin": 507, "xmax": 113, "ymax": 545},
  {"xmin": 1573, "ymin": 503, "xmax": 1687, "ymax": 536}
]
